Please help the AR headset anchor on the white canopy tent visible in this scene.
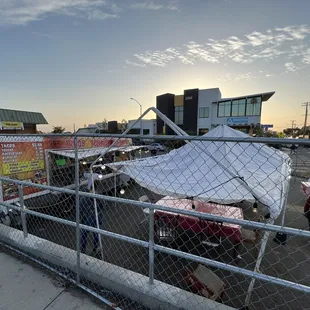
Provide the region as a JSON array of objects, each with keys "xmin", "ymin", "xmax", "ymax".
[
  {"xmin": 107, "ymin": 125, "xmax": 291, "ymax": 220},
  {"xmin": 106, "ymin": 124, "xmax": 292, "ymax": 308}
]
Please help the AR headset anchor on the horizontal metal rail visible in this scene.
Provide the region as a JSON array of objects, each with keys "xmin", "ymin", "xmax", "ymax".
[
  {"xmin": 0, "ymin": 133, "xmax": 307, "ymax": 145},
  {"xmin": 154, "ymin": 245, "xmax": 310, "ymax": 294},
  {"xmin": 1, "ymin": 176, "xmax": 310, "ymax": 238},
  {"xmin": 1, "ymin": 200, "xmax": 309, "ymax": 294}
]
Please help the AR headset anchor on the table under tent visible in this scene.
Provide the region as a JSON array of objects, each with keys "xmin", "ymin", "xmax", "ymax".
[{"xmin": 107, "ymin": 125, "xmax": 291, "ymax": 308}]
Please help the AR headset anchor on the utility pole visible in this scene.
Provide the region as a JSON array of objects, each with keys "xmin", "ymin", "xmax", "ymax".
[
  {"xmin": 290, "ymin": 120, "xmax": 296, "ymax": 137},
  {"xmin": 302, "ymin": 102, "xmax": 310, "ymax": 138}
]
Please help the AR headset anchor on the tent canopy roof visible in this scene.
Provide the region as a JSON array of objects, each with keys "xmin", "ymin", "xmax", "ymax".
[{"xmin": 108, "ymin": 125, "xmax": 291, "ymax": 219}]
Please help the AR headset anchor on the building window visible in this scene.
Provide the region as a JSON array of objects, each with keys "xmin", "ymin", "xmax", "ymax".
[
  {"xmin": 199, "ymin": 107, "xmax": 209, "ymax": 118},
  {"xmin": 175, "ymin": 106, "xmax": 184, "ymax": 125},
  {"xmin": 218, "ymin": 100, "xmax": 231, "ymax": 117},
  {"xmin": 232, "ymin": 99, "xmax": 246, "ymax": 116},
  {"xmin": 246, "ymin": 96, "xmax": 262, "ymax": 116}
]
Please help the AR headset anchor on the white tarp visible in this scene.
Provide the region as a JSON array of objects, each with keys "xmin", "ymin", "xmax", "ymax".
[
  {"xmin": 48, "ymin": 145, "xmax": 144, "ymax": 160},
  {"xmin": 108, "ymin": 125, "xmax": 291, "ymax": 219}
]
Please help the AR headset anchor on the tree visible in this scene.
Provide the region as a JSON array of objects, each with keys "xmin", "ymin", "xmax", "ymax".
[
  {"xmin": 283, "ymin": 127, "xmax": 300, "ymax": 137},
  {"xmin": 254, "ymin": 126, "xmax": 265, "ymax": 137},
  {"xmin": 276, "ymin": 132, "xmax": 285, "ymax": 138},
  {"xmin": 52, "ymin": 126, "xmax": 65, "ymax": 133},
  {"xmin": 299, "ymin": 126, "xmax": 310, "ymax": 137},
  {"xmin": 97, "ymin": 119, "xmax": 108, "ymax": 131},
  {"xmin": 121, "ymin": 119, "xmax": 128, "ymax": 132}
]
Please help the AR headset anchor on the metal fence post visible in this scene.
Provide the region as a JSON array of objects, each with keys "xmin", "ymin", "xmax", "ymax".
[
  {"xmin": 148, "ymin": 208, "xmax": 154, "ymax": 285},
  {"xmin": 74, "ymin": 136, "xmax": 81, "ymax": 284},
  {"xmin": 18, "ymin": 185, "xmax": 28, "ymax": 238}
]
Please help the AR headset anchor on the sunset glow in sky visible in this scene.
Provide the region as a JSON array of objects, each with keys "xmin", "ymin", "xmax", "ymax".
[{"xmin": 1, "ymin": 0, "xmax": 310, "ymax": 132}]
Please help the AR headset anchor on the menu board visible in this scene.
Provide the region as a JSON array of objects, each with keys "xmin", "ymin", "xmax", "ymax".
[
  {"xmin": 1, "ymin": 142, "xmax": 44, "ymax": 175},
  {"xmin": 0, "ymin": 141, "xmax": 47, "ymax": 201}
]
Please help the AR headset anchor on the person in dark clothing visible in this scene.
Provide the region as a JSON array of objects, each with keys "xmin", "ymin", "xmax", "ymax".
[
  {"xmin": 290, "ymin": 144, "xmax": 297, "ymax": 154},
  {"xmin": 80, "ymin": 195, "xmax": 102, "ymax": 255},
  {"xmin": 304, "ymin": 196, "xmax": 310, "ymax": 230}
]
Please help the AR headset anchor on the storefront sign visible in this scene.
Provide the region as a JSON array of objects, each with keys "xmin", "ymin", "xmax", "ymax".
[
  {"xmin": 43, "ymin": 137, "xmax": 132, "ymax": 150},
  {"xmin": 0, "ymin": 141, "xmax": 47, "ymax": 201},
  {"xmin": 261, "ymin": 124, "xmax": 274, "ymax": 131},
  {"xmin": 227, "ymin": 117, "xmax": 249, "ymax": 125},
  {"xmin": 0, "ymin": 121, "xmax": 24, "ymax": 130}
]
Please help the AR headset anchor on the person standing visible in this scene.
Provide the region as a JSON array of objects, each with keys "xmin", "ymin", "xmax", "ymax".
[
  {"xmin": 79, "ymin": 194, "xmax": 102, "ymax": 256},
  {"xmin": 290, "ymin": 144, "xmax": 297, "ymax": 155}
]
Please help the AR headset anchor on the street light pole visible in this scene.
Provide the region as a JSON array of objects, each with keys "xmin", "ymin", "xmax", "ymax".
[{"xmin": 130, "ymin": 98, "xmax": 143, "ymax": 136}]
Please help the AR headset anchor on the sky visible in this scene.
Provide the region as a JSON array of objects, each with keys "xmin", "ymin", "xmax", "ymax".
[{"xmin": 1, "ymin": 0, "xmax": 310, "ymax": 132}]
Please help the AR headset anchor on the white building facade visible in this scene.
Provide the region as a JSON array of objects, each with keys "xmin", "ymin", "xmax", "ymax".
[
  {"xmin": 128, "ymin": 119, "xmax": 157, "ymax": 136},
  {"xmin": 156, "ymin": 88, "xmax": 275, "ymax": 136}
]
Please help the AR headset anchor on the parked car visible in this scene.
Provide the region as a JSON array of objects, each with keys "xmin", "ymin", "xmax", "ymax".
[{"xmin": 145, "ymin": 143, "xmax": 166, "ymax": 152}]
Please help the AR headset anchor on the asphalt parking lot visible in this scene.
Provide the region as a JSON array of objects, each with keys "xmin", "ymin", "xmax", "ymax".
[{"xmin": 12, "ymin": 147, "xmax": 310, "ymax": 310}]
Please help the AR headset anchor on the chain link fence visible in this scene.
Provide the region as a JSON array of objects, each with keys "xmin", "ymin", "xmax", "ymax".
[{"xmin": 0, "ymin": 131, "xmax": 310, "ymax": 310}]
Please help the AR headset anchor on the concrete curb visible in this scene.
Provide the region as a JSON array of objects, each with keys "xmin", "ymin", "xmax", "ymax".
[{"xmin": 0, "ymin": 225, "xmax": 235, "ymax": 310}]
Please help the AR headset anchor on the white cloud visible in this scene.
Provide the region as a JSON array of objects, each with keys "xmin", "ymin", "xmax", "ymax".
[
  {"xmin": 125, "ymin": 60, "xmax": 146, "ymax": 67},
  {"xmin": 126, "ymin": 24, "xmax": 310, "ymax": 70},
  {"xmin": 186, "ymin": 41, "xmax": 219, "ymax": 63},
  {"xmin": 0, "ymin": 0, "xmax": 120, "ymax": 25},
  {"xmin": 285, "ymin": 62, "xmax": 299, "ymax": 72},
  {"xmin": 130, "ymin": 1, "xmax": 178, "ymax": 11},
  {"xmin": 235, "ymin": 72, "xmax": 254, "ymax": 81}
]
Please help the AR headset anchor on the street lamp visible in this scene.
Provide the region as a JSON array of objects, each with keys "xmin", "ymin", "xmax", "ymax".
[{"xmin": 130, "ymin": 98, "xmax": 143, "ymax": 136}]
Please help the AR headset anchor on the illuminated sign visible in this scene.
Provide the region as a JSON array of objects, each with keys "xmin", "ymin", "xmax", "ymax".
[
  {"xmin": 227, "ymin": 117, "xmax": 249, "ymax": 125},
  {"xmin": 0, "ymin": 122, "xmax": 24, "ymax": 130}
]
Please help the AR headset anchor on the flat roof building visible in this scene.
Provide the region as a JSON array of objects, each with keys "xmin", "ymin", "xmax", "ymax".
[{"xmin": 156, "ymin": 88, "xmax": 275, "ymax": 135}]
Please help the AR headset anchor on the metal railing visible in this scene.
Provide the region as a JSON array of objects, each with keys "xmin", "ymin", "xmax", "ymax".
[{"xmin": 0, "ymin": 133, "xmax": 309, "ymax": 310}]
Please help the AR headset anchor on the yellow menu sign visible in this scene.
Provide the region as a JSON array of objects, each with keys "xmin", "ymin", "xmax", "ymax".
[
  {"xmin": 2, "ymin": 160, "xmax": 44, "ymax": 175},
  {"xmin": 0, "ymin": 121, "xmax": 24, "ymax": 130}
]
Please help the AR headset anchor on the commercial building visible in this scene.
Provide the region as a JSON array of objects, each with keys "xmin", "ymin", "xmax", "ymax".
[
  {"xmin": 77, "ymin": 121, "xmax": 126, "ymax": 134},
  {"xmin": 0, "ymin": 108, "xmax": 48, "ymax": 134},
  {"xmin": 156, "ymin": 88, "xmax": 275, "ymax": 135},
  {"xmin": 127, "ymin": 119, "xmax": 157, "ymax": 136}
]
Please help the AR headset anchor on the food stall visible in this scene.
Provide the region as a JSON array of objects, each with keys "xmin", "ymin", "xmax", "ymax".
[{"xmin": 0, "ymin": 136, "xmax": 133, "ymax": 204}]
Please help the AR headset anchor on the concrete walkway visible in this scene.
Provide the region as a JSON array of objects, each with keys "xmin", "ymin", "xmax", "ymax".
[{"xmin": 0, "ymin": 247, "xmax": 110, "ymax": 310}]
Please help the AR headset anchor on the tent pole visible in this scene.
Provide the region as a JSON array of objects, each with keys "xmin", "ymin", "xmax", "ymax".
[
  {"xmin": 245, "ymin": 172, "xmax": 289, "ymax": 308},
  {"xmin": 280, "ymin": 192, "xmax": 289, "ymax": 227},
  {"xmin": 90, "ymin": 168, "xmax": 104, "ymax": 260},
  {"xmin": 90, "ymin": 107, "xmax": 188, "ymax": 173},
  {"xmin": 243, "ymin": 224, "xmax": 272, "ymax": 308},
  {"xmin": 273, "ymin": 180, "xmax": 290, "ymax": 245}
]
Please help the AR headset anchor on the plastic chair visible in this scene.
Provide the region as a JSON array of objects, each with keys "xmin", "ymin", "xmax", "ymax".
[
  {"xmin": 199, "ymin": 220, "xmax": 223, "ymax": 248},
  {"xmin": 154, "ymin": 215, "xmax": 179, "ymax": 242},
  {"xmin": 185, "ymin": 264, "xmax": 225, "ymax": 301}
]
